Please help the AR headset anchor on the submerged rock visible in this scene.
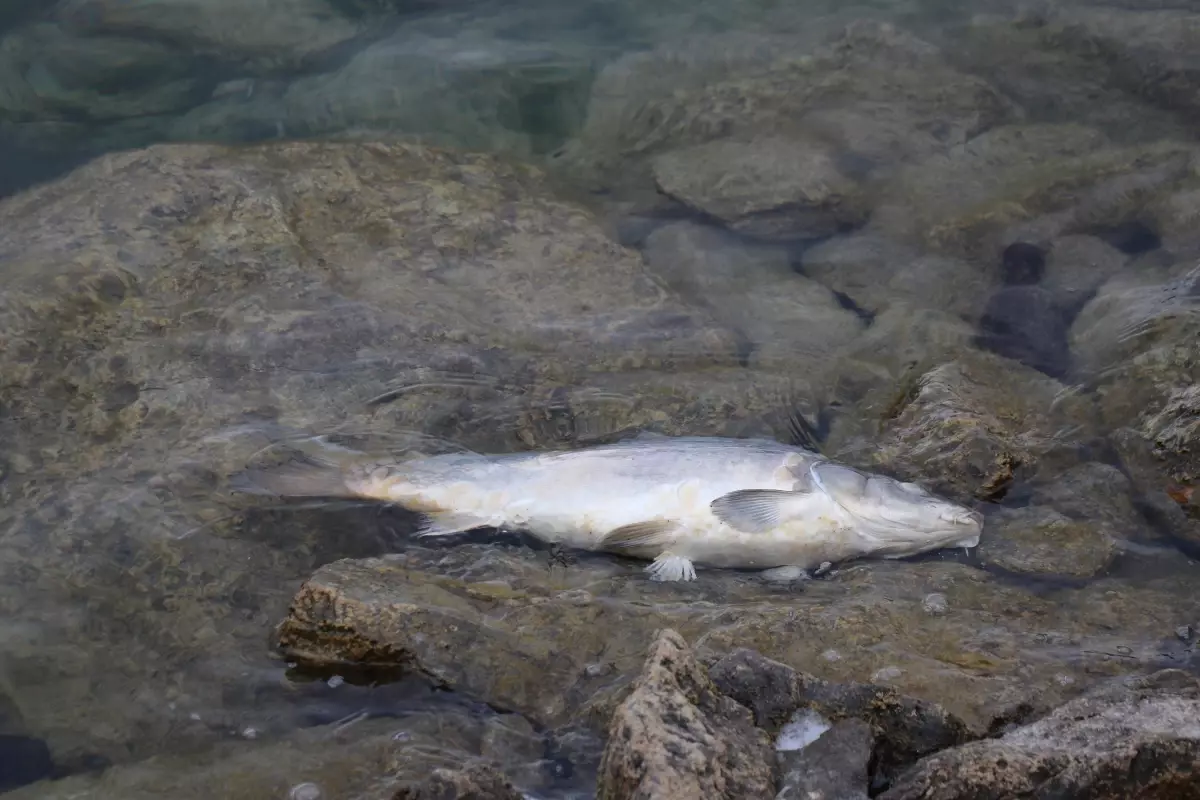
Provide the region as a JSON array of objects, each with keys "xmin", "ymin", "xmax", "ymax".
[
  {"xmin": 880, "ymin": 669, "xmax": 1200, "ymax": 800},
  {"xmin": 868, "ymin": 350, "xmax": 1089, "ymax": 501},
  {"xmin": 775, "ymin": 719, "xmax": 873, "ymax": 800},
  {"xmin": 394, "ymin": 761, "xmax": 525, "ymax": 800},
  {"xmin": 650, "ymin": 135, "xmax": 868, "ymax": 240},
  {"xmin": 709, "ymin": 648, "xmax": 971, "ymax": 783},
  {"xmin": 640, "ymin": 221, "xmax": 866, "ymax": 373},
  {"xmin": 799, "ymin": 232, "xmax": 991, "ymax": 318},
  {"xmin": 596, "ymin": 629, "xmax": 775, "ymax": 800},
  {"xmin": 562, "ymin": 21, "xmax": 1013, "ymax": 192},
  {"xmin": 974, "ymin": 285, "xmax": 1072, "ymax": 379},
  {"xmin": 978, "ymin": 506, "xmax": 1119, "ymax": 580},
  {"xmin": 0, "ymin": 138, "xmax": 756, "ymax": 765}
]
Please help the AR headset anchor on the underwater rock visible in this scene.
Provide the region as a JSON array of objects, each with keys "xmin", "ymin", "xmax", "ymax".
[
  {"xmin": 1035, "ymin": 4, "xmax": 1200, "ymax": 122},
  {"xmin": 871, "ymin": 122, "xmax": 1198, "ymax": 260},
  {"xmin": 974, "ymin": 285, "xmax": 1072, "ymax": 379},
  {"xmin": 775, "ymin": 719, "xmax": 873, "ymax": 800},
  {"xmin": 977, "ymin": 506, "xmax": 1119, "ymax": 580},
  {"xmin": 641, "ymin": 220, "xmax": 866, "ymax": 372},
  {"xmin": 880, "ymin": 669, "xmax": 1200, "ymax": 800},
  {"xmin": 0, "ymin": 138, "xmax": 752, "ymax": 764},
  {"xmin": 708, "ymin": 648, "xmax": 972, "ymax": 783},
  {"xmin": 562, "ymin": 21, "xmax": 1013, "ymax": 192},
  {"xmin": 394, "ymin": 760, "xmax": 525, "ymax": 800},
  {"xmin": 54, "ymin": 0, "xmax": 359, "ymax": 70},
  {"xmin": 799, "ymin": 232, "xmax": 991, "ymax": 318},
  {"xmin": 650, "ymin": 135, "xmax": 868, "ymax": 240},
  {"xmin": 1040, "ymin": 234, "xmax": 1130, "ymax": 314},
  {"xmin": 0, "ymin": 22, "xmax": 212, "ymax": 121},
  {"xmin": 868, "ymin": 350, "xmax": 1088, "ymax": 501},
  {"xmin": 171, "ymin": 30, "xmax": 598, "ymax": 157},
  {"xmin": 596, "ymin": 629, "xmax": 775, "ymax": 800}
]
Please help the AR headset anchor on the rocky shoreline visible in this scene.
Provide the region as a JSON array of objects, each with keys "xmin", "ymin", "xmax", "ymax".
[{"xmin": 1, "ymin": 1, "xmax": 1199, "ymax": 797}]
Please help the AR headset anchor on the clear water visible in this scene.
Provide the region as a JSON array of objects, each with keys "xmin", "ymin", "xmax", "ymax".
[{"xmin": 1, "ymin": 0, "xmax": 1199, "ymax": 797}]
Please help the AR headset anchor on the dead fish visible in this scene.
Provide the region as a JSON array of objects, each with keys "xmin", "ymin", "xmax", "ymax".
[{"xmin": 234, "ymin": 433, "xmax": 983, "ymax": 582}]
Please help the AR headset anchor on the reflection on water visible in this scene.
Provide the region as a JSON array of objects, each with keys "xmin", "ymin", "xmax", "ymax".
[{"xmin": 1, "ymin": 0, "xmax": 1199, "ymax": 796}]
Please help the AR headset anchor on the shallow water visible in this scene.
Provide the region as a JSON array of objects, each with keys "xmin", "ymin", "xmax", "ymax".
[{"xmin": 1, "ymin": 0, "xmax": 1199, "ymax": 796}]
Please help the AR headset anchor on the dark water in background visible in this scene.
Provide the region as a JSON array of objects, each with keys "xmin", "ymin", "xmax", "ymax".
[{"xmin": 1, "ymin": 0, "xmax": 1200, "ymax": 797}]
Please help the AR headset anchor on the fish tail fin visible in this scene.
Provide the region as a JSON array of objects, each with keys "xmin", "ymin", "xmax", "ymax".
[
  {"xmin": 230, "ymin": 457, "xmax": 359, "ymax": 499},
  {"xmin": 230, "ymin": 436, "xmax": 373, "ymax": 499}
]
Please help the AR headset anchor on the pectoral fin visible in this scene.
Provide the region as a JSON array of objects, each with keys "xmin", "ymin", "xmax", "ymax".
[
  {"xmin": 710, "ymin": 489, "xmax": 806, "ymax": 533},
  {"xmin": 598, "ymin": 519, "xmax": 679, "ymax": 552}
]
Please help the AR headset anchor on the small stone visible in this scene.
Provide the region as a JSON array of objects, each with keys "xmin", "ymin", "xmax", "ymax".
[
  {"xmin": 1178, "ymin": 625, "xmax": 1194, "ymax": 643},
  {"xmin": 872, "ymin": 666, "xmax": 904, "ymax": 682},
  {"xmin": 326, "ymin": 675, "xmax": 344, "ymax": 689},
  {"xmin": 288, "ymin": 782, "xmax": 322, "ymax": 800},
  {"xmin": 922, "ymin": 593, "xmax": 949, "ymax": 615},
  {"xmin": 822, "ymin": 649, "xmax": 843, "ymax": 662}
]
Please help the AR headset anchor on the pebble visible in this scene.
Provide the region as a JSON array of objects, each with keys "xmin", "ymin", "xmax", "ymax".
[
  {"xmin": 922, "ymin": 593, "xmax": 949, "ymax": 615},
  {"xmin": 871, "ymin": 666, "xmax": 904, "ymax": 682},
  {"xmin": 1176, "ymin": 625, "xmax": 1194, "ymax": 642},
  {"xmin": 289, "ymin": 782, "xmax": 323, "ymax": 800}
]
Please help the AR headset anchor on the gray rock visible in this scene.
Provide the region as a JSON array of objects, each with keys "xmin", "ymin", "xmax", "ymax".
[
  {"xmin": 0, "ymin": 23, "xmax": 210, "ymax": 121},
  {"xmin": 651, "ymin": 135, "xmax": 868, "ymax": 240},
  {"xmin": 800, "ymin": 232, "xmax": 991, "ymax": 318},
  {"xmin": 1036, "ymin": 4, "xmax": 1200, "ymax": 121},
  {"xmin": 867, "ymin": 350, "xmax": 1090, "ymax": 501},
  {"xmin": 975, "ymin": 285, "xmax": 1072, "ymax": 378},
  {"xmin": 171, "ymin": 30, "xmax": 598, "ymax": 157},
  {"xmin": 776, "ymin": 718, "xmax": 873, "ymax": 800},
  {"xmin": 54, "ymin": 0, "xmax": 358, "ymax": 70},
  {"xmin": 880, "ymin": 670, "xmax": 1200, "ymax": 800},
  {"xmin": 395, "ymin": 761, "xmax": 525, "ymax": 800},
  {"xmin": 708, "ymin": 648, "xmax": 973, "ymax": 781},
  {"xmin": 1042, "ymin": 234, "xmax": 1130, "ymax": 312},
  {"xmin": 978, "ymin": 506, "xmax": 1119, "ymax": 580},
  {"xmin": 596, "ymin": 629, "xmax": 776, "ymax": 800},
  {"xmin": 641, "ymin": 221, "xmax": 866, "ymax": 373},
  {"xmin": 564, "ymin": 21, "xmax": 1013, "ymax": 191}
]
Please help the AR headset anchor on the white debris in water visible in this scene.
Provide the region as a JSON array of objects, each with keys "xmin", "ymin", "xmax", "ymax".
[
  {"xmin": 821, "ymin": 649, "xmax": 842, "ymax": 662},
  {"xmin": 288, "ymin": 782, "xmax": 323, "ymax": 800},
  {"xmin": 1055, "ymin": 674, "xmax": 1076, "ymax": 686},
  {"xmin": 326, "ymin": 675, "xmax": 344, "ymax": 689},
  {"xmin": 871, "ymin": 666, "xmax": 903, "ymax": 682},
  {"xmin": 241, "ymin": 726, "xmax": 259, "ymax": 740},
  {"xmin": 922, "ymin": 592, "xmax": 949, "ymax": 615},
  {"xmin": 775, "ymin": 708, "xmax": 832, "ymax": 751}
]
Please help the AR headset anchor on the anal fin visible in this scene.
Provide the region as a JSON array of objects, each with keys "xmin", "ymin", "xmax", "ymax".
[
  {"xmin": 598, "ymin": 519, "xmax": 679, "ymax": 552},
  {"xmin": 645, "ymin": 553, "xmax": 697, "ymax": 582},
  {"xmin": 415, "ymin": 512, "xmax": 490, "ymax": 538}
]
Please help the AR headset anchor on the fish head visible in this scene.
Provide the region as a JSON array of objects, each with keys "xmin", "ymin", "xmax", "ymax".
[{"xmin": 811, "ymin": 463, "xmax": 984, "ymax": 554}]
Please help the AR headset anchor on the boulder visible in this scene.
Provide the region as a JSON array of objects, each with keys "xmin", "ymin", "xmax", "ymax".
[
  {"xmin": 881, "ymin": 670, "xmax": 1200, "ymax": 799},
  {"xmin": 595, "ymin": 629, "xmax": 775, "ymax": 800}
]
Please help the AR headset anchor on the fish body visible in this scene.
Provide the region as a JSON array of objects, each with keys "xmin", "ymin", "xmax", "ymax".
[{"xmin": 240, "ymin": 434, "xmax": 983, "ymax": 582}]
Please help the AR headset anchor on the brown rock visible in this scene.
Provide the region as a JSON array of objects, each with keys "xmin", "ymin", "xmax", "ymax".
[
  {"xmin": 977, "ymin": 506, "xmax": 1119, "ymax": 580},
  {"xmin": 881, "ymin": 670, "xmax": 1200, "ymax": 800},
  {"xmin": 393, "ymin": 761, "xmax": 524, "ymax": 800},
  {"xmin": 651, "ymin": 135, "xmax": 867, "ymax": 240},
  {"xmin": 595, "ymin": 629, "xmax": 775, "ymax": 800}
]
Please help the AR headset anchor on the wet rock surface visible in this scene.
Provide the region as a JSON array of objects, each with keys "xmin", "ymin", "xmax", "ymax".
[
  {"xmin": 977, "ymin": 506, "xmax": 1119, "ymax": 579},
  {"xmin": 3, "ymin": 3, "xmax": 1200, "ymax": 797},
  {"xmin": 775, "ymin": 719, "xmax": 872, "ymax": 800},
  {"xmin": 596, "ymin": 629, "xmax": 775, "ymax": 800},
  {"xmin": 394, "ymin": 761, "xmax": 526, "ymax": 800},
  {"xmin": 880, "ymin": 669, "xmax": 1200, "ymax": 800}
]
